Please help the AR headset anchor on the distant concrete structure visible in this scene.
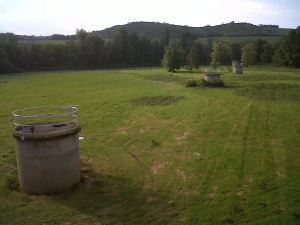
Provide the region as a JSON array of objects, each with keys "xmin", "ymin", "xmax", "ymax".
[
  {"xmin": 204, "ymin": 69, "xmax": 222, "ymax": 83},
  {"xmin": 232, "ymin": 60, "xmax": 243, "ymax": 74},
  {"xmin": 12, "ymin": 105, "xmax": 81, "ymax": 194}
]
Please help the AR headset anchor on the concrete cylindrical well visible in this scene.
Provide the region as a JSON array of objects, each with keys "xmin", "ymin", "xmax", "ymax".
[
  {"xmin": 204, "ymin": 69, "xmax": 222, "ymax": 83},
  {"xmin": 233, "ymin": 65, "xmax": 243, "ymax": 74},
  {"xmin": 12, "ymin": 105, "xmax": 81, "ymax": 194},
  {"xmin": 232, "ymin": 61, "xmax": 243, "ymax": 74}
]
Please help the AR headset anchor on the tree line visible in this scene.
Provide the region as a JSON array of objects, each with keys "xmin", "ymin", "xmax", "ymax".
[{"xmin": 0, "ymin": 26, "xmax": 299, "ymax": 74}]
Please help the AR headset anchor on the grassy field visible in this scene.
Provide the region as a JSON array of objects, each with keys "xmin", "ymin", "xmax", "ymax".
[{"xmin": 0, "ymin": 66, "xmax": 300, "ymax": 224}]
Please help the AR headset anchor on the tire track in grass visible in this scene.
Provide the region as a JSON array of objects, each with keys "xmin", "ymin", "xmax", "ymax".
[
  {"xmin": 220, "ymin": 98, "xmax": 254, "ymax": 189},
  {"xmin": 260, "ymin": 102, "xmax": 288, "ymax": 224},
  {"xmin": 207, "ymin": 98, "xmax": 254, "ymax": 224},
  {"xmin": 182, "ymin": 96, "xmax": 250, "ymax": 222},
  {"xmin": 235, "ymin": 100, "xmax": 287, "ymax": 224},
  {"xmin": 120, "ymin": 141, "xmax": 157, "ymax": 208},
  {"xmin": 224, "ymin": 98, "xmax": 254, "ymax": 146},
  {"xmin": 238, "ymin": 101, "xmax": 253, "ymax": 182},
  {"xmin": 186, "ymin": 97, "xmax": 249, "ymax": 194}
]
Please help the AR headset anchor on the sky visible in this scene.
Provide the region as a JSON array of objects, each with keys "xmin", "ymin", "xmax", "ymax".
[{"xmin": 0, "ymin": 0, "xmax": 299, "ymax": 36}]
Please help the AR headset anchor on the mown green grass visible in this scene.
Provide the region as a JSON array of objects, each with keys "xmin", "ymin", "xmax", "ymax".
[{"xmin": 0, "ymin": 66, "xmax": 300, "ymax": 224}]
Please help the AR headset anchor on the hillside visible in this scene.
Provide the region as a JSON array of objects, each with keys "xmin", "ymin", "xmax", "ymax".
[
  {"xmin": 93, "ymin": 21, "xmax": 291, "ymax": 39},
  {"xmin": 16, "ymin": 21, "xmax": 292, "ymax": 43}
]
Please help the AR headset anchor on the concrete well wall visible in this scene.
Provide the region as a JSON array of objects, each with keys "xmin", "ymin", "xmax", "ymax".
[
  {"xmin": 14, "ymin": 127, "xmax": 81, "ymax": 194},
  {"xmin": 204, "ymin": 74, "xmax": 221, "ymax": 83},
  {"xmin": 233, "ymin": 65, "xmax": 243, "ymax": 74}
]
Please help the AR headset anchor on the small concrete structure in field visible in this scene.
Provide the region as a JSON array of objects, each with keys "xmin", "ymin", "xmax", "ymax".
[
  {"xmin": 204, "ymin": 69, "xmax": 222, "ymax": 83},
  {"xmin": 12, "ymin": 105, "xmax": 81, "ymax": 194},
  {"xmin": 232, "ymin": 60, "xmax": 243, "ymax": 74}
]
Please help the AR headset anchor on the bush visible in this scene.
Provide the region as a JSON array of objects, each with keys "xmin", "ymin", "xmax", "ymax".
[
  {"xmin": 186, "ymin": 79, "xmax": 199, "ymax": 87},
  {"xmin": 201, "ymin": 78, "xmax": 225, "ymax": 87}
]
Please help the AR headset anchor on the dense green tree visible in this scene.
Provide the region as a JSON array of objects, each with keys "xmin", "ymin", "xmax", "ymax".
[
  {"xmin": 149, "ymin": 37, "xmax": 164, "ymax": 64},
  {"xmin": 179, "ymin": 31, "xmax": 197, "ymax": 53},
  {"xmin": 128, "ymin": 31, "xmax": 142, "ymax": 64},
  {"xmin": 185, "ymin": 44, "xmax": 199, "ymax": 72},
  {"xmin": 65, "ymin": 41, "xmax": 79, "ymax": 67},
  {"xmin": 75, "ymin": 29, "xmax": 106, "ymax": 66},
  {"xmin": 108, "ymin": 27, "xmax": 135, "ymax": 65},
  {"xmin": 241, "ymin": 43, "xmax": 257, "ymax": 66},
  {"xmin": 0, "ymin": 48, "xmax": 14, "ymax": 73},
  {"xmin": 161, "ymin": 39, "xmax": 185, "ymax": 72},
  {"xmin": 0, "ymin": 33, "xmax": 22, "ymax": 69},
  {"xmin": 85, "ymin": 33, "xmax": 106, "ymax": 66},
  {"xmin": 0, "ymin": 33, "xmax": 18, "ymax": 45},
  {"xmin": 160, "ymin": 28, "xmax": 170, "ymax": 48},
  {"xmin": 260, "ymin": 42, "xmax": 274, "ymax": 63},
  {"xmin": 272, "ymin": 41, "xmax": 285, "ymax": 66},
  {"xmin": 230, "ymin": 43, "xmax": 242, "ymax": 61},
  {"xmin": 139, "ymin": 34, "xmax": 151, "ymax": 64},
  {"xmin": 274, "ymin": 26, "xmax": 300, "ymax": 67},
  {"xmin": 253, "ymin": 38, "xmax": 268, "ymax": 63},
  {"xmin": 75, "ymin": 29, "xmax": 88, "ymax": 45},
  {"xmin": 210, "ymin": 35, "xmax": 230, "ymax": 68}
]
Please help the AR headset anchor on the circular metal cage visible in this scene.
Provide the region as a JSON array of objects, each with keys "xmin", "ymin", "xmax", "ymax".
[{"xmin": 12, "ymin": 105, "xmax": 79, "ymax": 139}]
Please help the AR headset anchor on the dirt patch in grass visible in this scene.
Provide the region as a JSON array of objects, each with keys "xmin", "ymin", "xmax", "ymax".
[
  {"xmin": 129, "ymin": 96, "xmax": 184, "ymax": 106},
  {"xmin": 177, "ymin": 170, "xmax": 186, "ymax": 181},
  {"xmin": 80, "ymin": 156, "xmax": 99, "ymax": 188},
  {"xmin": 234, "ymin": 83, "xmax": 300, "ymax": 101},
  {"xmin": 175, "ymin": 130, "xmax": 191, "ymax": 145},
  {"xmin": 152, "ymin": 161, "xmax": 168, "ymax": 174},
  {"xmin": 236, "ymin": 188, "xmax": 244, "ymax": 196}
]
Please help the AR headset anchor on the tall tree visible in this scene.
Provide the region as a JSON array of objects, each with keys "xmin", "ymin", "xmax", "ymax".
[
  {"xmin": 274, "ymin": 26, "xmax": 300, "ymax": 67},
  {"xmin": 161, "ymin": 39, "xmax": 185, "ymax": 72},
  {"xmin": 75, "ymin": 29, "xmax": 88, "ymax": 45},
  {"xmin": 85, "ymin": 33, "xmax": 106, "ymax": 66},
  {"xmin": 65, "ymin": 41, "xmax": 79, "ymax": 67},
  {"xmin": 230, "ymin": 43, "xmax": 242, "ymax": 61},
  {"xmin": 260, "ymin": 42, "xmax": 274, "ymax": 63},
  {"xmin": 0, "ymin": 33, "xmax": 21, "ymax": 69},
  {"xmin": 149, "ymin": 37, "xmax": 164, "ymax": 64},
  {"xmin": 185, "ymin": 44, "xmax": 199, "ymax": 72},
  {"xmin": 253, "ymin": 38, "xmax": 267, "ymax": 63},
  {"xmin": 109, "ymin": 27, "xmax": 134, "ymax": 65},
  {"xmin": 210, "ymin": 35, "xmax": 230, "ymax": 68},
  {"xmin": 241, "ymin": 43, "xmax": 257, "ymax": 66},
  {"xmin": 0, "ymin": 48, "xmax": 14, "ymax": 73},
  {"xmin": 76, "ymin": 29, "xmax": 106, "ymax": 66},
  {"xmin": 160, "ymin": 28, "xmax": 170, "ymax": 48},
  {"xmin": 179, "ymin": 31, "xmax": 197, "ymax": 53}
]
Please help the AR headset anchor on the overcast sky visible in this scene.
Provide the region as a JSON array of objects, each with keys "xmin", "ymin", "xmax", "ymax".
[{"xmin": 0, "ymin": 0, "xmax": 299, "ymax": 36}]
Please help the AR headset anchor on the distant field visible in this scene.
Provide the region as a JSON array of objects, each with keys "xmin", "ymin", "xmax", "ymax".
[
  {"xmin": 1, "ymin": 66, "xmax": 300, "ymax": 224},
  {"xmin": 18, "ymin": 38, "xmax": 111, "ymax": 44},
  {"xmin": 18, "ymin": 39, "xmax": 70, "ymax": 44},
  {"xmin": 19, "ymin": 35, "xmax": 284, "ymax": 45},
  {"xmin": 197, "ymin": 35, "xmax": 283, "ymax": 44}
]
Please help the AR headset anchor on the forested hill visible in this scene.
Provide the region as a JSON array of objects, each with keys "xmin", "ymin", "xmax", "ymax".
[{"xmin": 93, "ymin": 21, "xmax": 290, "ymax": 39}]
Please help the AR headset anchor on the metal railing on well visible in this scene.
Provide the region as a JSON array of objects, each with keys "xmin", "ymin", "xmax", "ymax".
[{"xmin": 12, "ymin": 105, "xmax": 79, "ymax": 137}]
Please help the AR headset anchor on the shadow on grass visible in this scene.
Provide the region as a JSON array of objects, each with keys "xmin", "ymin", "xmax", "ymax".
[{"xmin": 50, "ymin": 159, "xmax": 174, "ymax": 224}]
